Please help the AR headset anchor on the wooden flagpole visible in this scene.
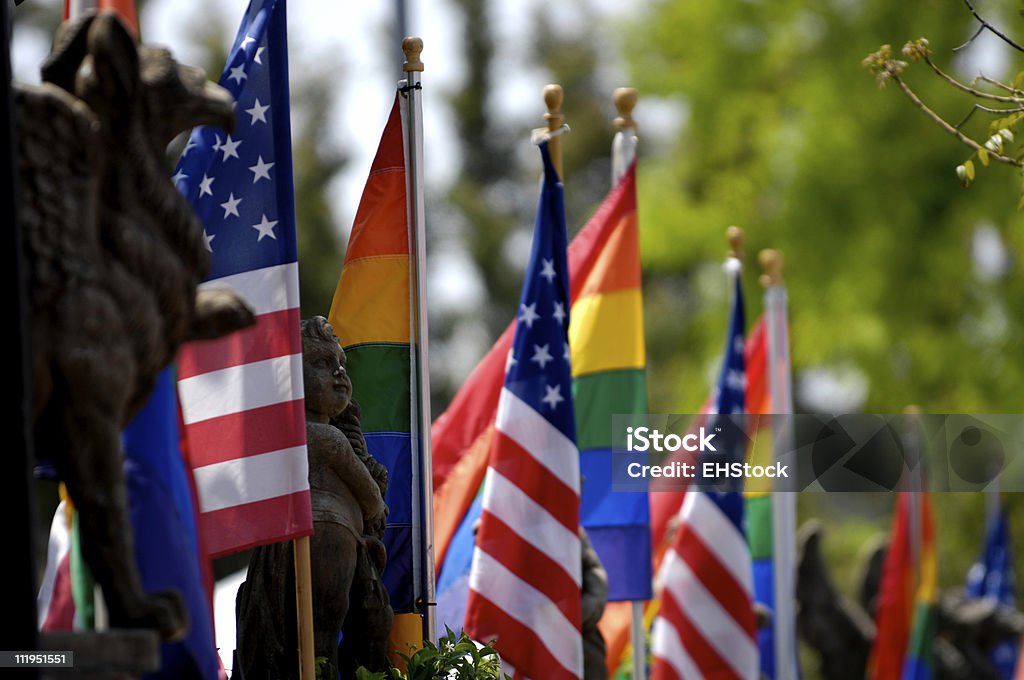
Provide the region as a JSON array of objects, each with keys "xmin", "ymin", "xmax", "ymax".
[
  {"xmin": 294, "ymin": 537, "xmax": 315, "ymax": 680},
  {"xmin": 544, "ymin": 84, "xmax": 565, "ymax": 180},
  {"xmin": 759, "ymin": 249, "xmax": 798, "ymax": 680},
  {"xmin": 610, "ymin": 86, "xmax": 647, "ymax": 680}
]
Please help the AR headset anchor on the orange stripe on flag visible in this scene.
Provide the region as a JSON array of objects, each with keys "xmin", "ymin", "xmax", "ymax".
[
  {"xmin": 574, "ymin": 212, "xmax": 640, "ymax": 298},
  {"xmin": 568, "ymin": 167, "xmax": 639, "ymax": 300},
  {"xmin": 343, "ymin": 98, "xmax": 409, "ymax": 261}
]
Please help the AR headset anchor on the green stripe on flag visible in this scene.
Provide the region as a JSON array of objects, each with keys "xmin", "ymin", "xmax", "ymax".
[
  {"xmin": 70, "ymin": 510, "xmax": 95, "ymax": 629},
  {"xmin": 746, "ymin": 494, "xmax": 774, "ymax": 560},
  {"xmin": 903, "ymin": 600, "xmax": 936, "ymax": 676},
  {"xmin": 572, "ymin": 368, "xmax": 648, "ymax": 451},
  {"xmin": 344, "ymin": 343, "xmax": 411, "ymax": 433}
]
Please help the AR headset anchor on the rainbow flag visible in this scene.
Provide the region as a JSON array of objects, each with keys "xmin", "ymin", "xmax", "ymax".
[
  {"xmin": 328, "ymin": 94, "xmax": 417, "ymax": 618},
  {"xmin": 571, "ymin": 164, "xmax": 651, "ymax": 601},
  {"xmin": 870, "ymin": 492, "xmax": 936, "ymax": 679},
  {"xmin": 901, "ymin": 493, "xmax": 936, "ymax": 680},
  {"xmin": 746, "ymin": 491, "xmax": 776, "ymax": 679}
]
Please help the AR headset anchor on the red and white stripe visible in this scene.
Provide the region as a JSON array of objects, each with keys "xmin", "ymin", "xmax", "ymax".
[
  {"xmin": 651, "ymin": 491, "xmax": 758, "ymax": 680},
  {"xmin": 465, "ymin": 387, "xmax": 583, "ymax": 680},
  {"xmin": 37, "ymin": 500, "xmax": 77, "ymax": 632},
  {"xmin": 177, "ymin": 262, "xmax": 311, "ymax": 557}
]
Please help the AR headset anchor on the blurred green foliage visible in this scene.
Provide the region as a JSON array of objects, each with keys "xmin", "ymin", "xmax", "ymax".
[
  {"xmin": 625, "ymin": 0, "xmax": 1023, "ymax": 416},
  {"xmin": 621, "ymin": 0, "xmax": 1024, "ymax": 671}
]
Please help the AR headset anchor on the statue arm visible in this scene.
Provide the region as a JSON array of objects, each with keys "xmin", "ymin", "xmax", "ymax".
[
  {"xmin": 333, "ymin": 401, "xmax": 388, "ymax": 498},
  {"xmin": 312, "ymin": 423, "xmax": 386, "ymax": 522}
]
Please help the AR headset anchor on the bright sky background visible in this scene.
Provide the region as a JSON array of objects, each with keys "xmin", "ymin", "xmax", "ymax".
[
  {"xmin": 14, "ymin": 0, "xmax": 466, "ymax": 220},
  {"xmin": 12, "ymin": 0, "xmax": 660, "ymax": 319}
]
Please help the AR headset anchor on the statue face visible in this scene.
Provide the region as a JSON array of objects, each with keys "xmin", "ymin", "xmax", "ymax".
[{"xmin": 303, "ymin": 339, "xmax": 352, "ymax": 419}]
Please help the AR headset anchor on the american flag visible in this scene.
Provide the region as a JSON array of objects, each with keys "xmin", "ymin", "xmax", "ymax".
[
  {"xmin": 464, "ymin": 142, "xmax": 583, "ymax": 680},
  {"xmin": 174, "ymin": 0, "xmax": 312, "ymax": 558},
  {"xmin": 651, "ymin": 260, "xmax": 758, "ymax": 680}
]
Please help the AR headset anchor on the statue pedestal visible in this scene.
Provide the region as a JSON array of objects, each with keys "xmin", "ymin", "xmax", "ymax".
[{"xmin": 39, "ymin": 630, "xmax": 160, "ymax": 680}]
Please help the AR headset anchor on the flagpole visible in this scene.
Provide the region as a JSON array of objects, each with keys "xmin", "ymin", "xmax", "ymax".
[
  {"xmin": 293, "ymin": 537, "xmax": 316, "ymax": 680},
  {"xmin": 903, "ymin": 405, "xmax": 923, "ymax": 594},
  {"xmin": 611, "ymin": 87, "xmax": 637, "ymax": 184},
  {"xmin": 611, "ymin": 86, "xmax": 647, "ymax": 680},
  {"xmin": 759, "ymin": 249, "xmax": 798, "ymax": 680},
  {"xmin": 400, "ymin": 36, "xmax": 436, "ymax": 643},
  {"xmin": 544, "ymin": 84, "xmax": 565, "ymax": 180}
]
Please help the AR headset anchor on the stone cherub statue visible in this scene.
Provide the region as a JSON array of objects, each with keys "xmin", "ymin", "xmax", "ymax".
[
  {"xmin": 233, "ymin": 317, "xmax": 393, "ymax": 680},
  {"xmin": 17, "ymin": 10, "xmax": 252, "ymax": 639}
]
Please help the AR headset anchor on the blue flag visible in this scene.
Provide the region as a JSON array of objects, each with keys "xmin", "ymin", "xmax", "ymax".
[
  {"xmin": 966, "ymin": 509, "xmax": 1019, "ymax": 678},
  {"xmin": 123, "ymin": 369, "xmax": 219, "ymax": 680}
]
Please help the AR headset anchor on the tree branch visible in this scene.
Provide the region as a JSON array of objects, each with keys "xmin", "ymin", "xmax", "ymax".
[
  {"xmin": 962, "ymin": 0, "xmax": 1024, "ymax": 53},
  {"xmin": 974, "ymin": 74, "xmax": 1023, "ymax": 96},
  {"xmin": 954, "ymin": 103, "xmax": 1024, "ymax": 130},
  {"xmin": 893, "ymin": 74, "xmax": 1022, "ymax": 167},
  {"xmin": 923, "ymin": 54, "xmax": 1023, "ymax": 103},
  {"xmin": 953, "ymin": 24, "xmax": 986, "ymax": 52}
]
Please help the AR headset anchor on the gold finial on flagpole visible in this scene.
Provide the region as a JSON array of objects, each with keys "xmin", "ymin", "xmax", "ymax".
[
  {"xmin": 544, "ymin": 83, "xmax": 565, "ymax": 180},
  {"xmin": 726, "ymin": 226, "xmax": 744, "ymax": 260},
  {"xmin": 402, "ymin": 37, "xmax": 424, "ymax": 72},
  {"xmin": 759, "ymin": 249, "xmax": 784, "ymax": 287},
  {"xmin": 613, "ymin": 87, "xmax": 638, "ymax": 131}
]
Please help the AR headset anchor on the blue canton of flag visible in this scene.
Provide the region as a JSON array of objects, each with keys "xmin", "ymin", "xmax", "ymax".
[
  {"xmin": 173, "ymin": 0, "xmax": 297, "ymax": 279},
  {"xmin": 694, "ymin": 262, "xmax": 748, "ymax": 496},
  {"xmin": 503, "ymin": 143, "xmax": 576, "ymax": 442},
  {"xmin": 714, "ymin": 267, "xmax": 747, "ymax": 420}
]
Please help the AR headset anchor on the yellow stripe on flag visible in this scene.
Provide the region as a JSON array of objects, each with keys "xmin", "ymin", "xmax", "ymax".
[
  {"xmin": 329, "ymin": 255, "xmax": 410, "ymax": 346},
  {"xmin": 388, "ymin": 612, "xmax": 423, "ymax": 669},
  {"xmin": 569, "ymin": 288, "xmax": 645, "ymax": 376}
]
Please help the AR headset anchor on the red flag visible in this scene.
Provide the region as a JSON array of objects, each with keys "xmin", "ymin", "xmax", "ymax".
[{"xmin": 869, "ymin": 493, "xmax": 919, "ymax": 678}]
